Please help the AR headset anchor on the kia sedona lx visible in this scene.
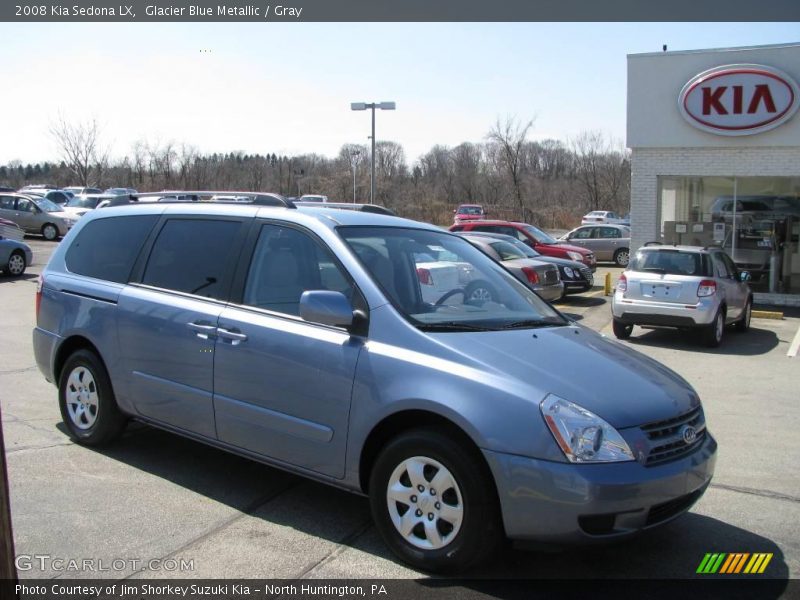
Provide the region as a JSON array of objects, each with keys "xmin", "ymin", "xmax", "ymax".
[{"xmin": 33, "ymin": 198, "xmax": 717, "ymax": 572}]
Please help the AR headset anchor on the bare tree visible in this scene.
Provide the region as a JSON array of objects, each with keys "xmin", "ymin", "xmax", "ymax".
[
  {"xmin": 571, "ymin": 130, "xmax": 629, "ymax": 214},
  {"xmin": 49, "ymin": 116, "xmax": 109, "ymax": 186},
  {"xmin": 486, "ymin": 116, "xmax": 534, "ymax": 221}
]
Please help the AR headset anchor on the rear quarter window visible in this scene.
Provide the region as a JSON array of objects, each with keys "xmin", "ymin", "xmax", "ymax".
[{"xmin": 65, "ymin": 215, "xmax": 158, "ymax": 283}]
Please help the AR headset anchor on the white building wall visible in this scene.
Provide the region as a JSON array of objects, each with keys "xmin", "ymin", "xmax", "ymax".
[{"xmin": 630, "ymin": 146, "xmax": 800, "ymax": 253}]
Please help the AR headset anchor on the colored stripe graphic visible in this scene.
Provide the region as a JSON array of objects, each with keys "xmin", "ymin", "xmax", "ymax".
[{"xmin": 697, "ymin": 552, "xmax": 773, "ymax": 574}]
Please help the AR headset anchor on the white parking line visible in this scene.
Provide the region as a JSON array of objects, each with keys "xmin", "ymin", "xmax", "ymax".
[{"xmin": 788, "ymin": 322, "xmax": 800, "ymax": 358}]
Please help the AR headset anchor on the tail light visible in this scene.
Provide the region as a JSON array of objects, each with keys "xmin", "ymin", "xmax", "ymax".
[
  {"xmin": 617, "ymin": 273, "xmax": 627, "ymax": 293},
  {"xmin": 35, "ymin": 274, "xmax": 44, "ymax": 320},
  {"xmin": 521, "ymin": 267, "xmax": 539, "ymax": 285},
  {"xmin": 697, "ymin": 279, "xmax": 717, "ymax": 297},
  {"xmin": 416, "ymin": 267, "xmax": 433, "ymax": 286}
]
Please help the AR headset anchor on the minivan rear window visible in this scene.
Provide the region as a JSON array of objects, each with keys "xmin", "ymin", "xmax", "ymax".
[{"xmin": 65, "ymin": 215, "xmax": 158, "ymax": 283}]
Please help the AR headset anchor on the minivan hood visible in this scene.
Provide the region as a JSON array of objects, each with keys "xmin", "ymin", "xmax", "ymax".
[{"xmin": 429, "ymin": 325, "xmax": 698, "ymax": 429}]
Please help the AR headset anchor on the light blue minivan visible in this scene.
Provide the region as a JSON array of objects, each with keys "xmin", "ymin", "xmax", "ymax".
[{"xmin": 33, "ymin": 198, "xmax": 716, "ymax": 572}]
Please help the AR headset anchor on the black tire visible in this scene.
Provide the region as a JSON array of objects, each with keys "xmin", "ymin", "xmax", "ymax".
[
  {"xmin": 368, "ymin": 428, "xmax": 503, "ymax": 573},
  {"xmin": 735, "ymin": 298, "xmax": 752, "ymax": 332},
  {"xmin": 702, "ymin": 309, "xmax": 725, "ymax": 348},
  {"xmin": 464, "ymin": 280, "xmax": 497, "ymax": 304},
  {"xmin": 5, "ymin": 250, "xmax": 26, "ymax": 277},
  {"xmin": 42, "ymin": 223, "xmax": 59, "ymax": 241},
  {"xmin": 58, "ymin": 349, "xmax": 127, "ymax": 445},
  {"xmin": 612, "ymin": 319, "xmax": 633, "ymax": 340},
  {"xmin": 613, "ymin": 248, "xmax": 630, "ymax": 267}
]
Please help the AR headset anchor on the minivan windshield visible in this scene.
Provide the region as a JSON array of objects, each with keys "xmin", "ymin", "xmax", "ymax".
[{"xmin": 339, "ymin": 226, "xmax": 566, "ymax": 331}]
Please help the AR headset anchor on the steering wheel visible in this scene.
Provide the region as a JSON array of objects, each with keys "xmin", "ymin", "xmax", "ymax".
[{"xmin": 434, "ymin": 288, "xmax": 466, "ymax": 306}]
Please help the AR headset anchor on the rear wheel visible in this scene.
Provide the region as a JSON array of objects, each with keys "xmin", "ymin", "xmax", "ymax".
[
  {"xmin": 5, "ymin": 251, "xmax": 26, "ymax": 276},
  {"xmin": 58, "ymin": 349, "xmax": 127, "ymax": 445},
  {"xmin": 464, "ymin": 280, "xmax": 497, "ymax": 304},
  {"xmin": 612, "ymin": 319, "xmax": 633, "ymax": 340},
  {"xmin": 613, "ymin": 248, "xmax": 630, "ymax": 267},
  {"xmin": 702, "ymin": 309, "xmax": 725, "ymax": 348},
  {"xmin": 735, "ymin": 299, "xmax": 752, "ymax": 332},
  {"xmin": 369, "ymin": 428, "xmax": 502, "ymax": 572},
  {"xmin": 42, "ymin": 223, "xmax": 59, "ymax": 241}
]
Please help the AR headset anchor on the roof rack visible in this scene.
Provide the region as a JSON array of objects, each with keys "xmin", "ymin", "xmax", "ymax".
[
  {"xmin": 101, "ymin": 191, "xmax": 396, "ymax": 215},
  {"xmin": 643, "ymin": 241, "xmax": 663, "ymax": 246}
]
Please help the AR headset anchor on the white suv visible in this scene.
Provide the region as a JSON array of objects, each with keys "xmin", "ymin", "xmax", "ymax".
[{"xmin": 611, "ymin": 244, "xmax": 753, "ymax": 347}]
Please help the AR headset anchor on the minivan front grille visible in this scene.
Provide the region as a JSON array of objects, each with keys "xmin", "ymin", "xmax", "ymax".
[{"xmin": 641, "ymin": 406, "xmax": 706, "ymax": 466}]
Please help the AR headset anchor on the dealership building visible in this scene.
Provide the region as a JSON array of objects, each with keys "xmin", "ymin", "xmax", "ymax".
[{"xmin": 627, "ymin": 42, "xmax": 800, "ymax": 303}]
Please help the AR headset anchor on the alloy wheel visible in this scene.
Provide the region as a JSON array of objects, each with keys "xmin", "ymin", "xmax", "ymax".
[{"xmin": 7, "ymin": 253, "xmax": 25, "ymax": 276}]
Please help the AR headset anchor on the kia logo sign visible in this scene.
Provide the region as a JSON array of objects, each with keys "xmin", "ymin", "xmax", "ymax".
[{"xmin": 678, "ymin": 64, "xmax": 800, "ymax": 136}]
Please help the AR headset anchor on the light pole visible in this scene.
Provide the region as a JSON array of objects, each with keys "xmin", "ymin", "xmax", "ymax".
[
  {"xmin": 350, "ymin": 101, "xmax": 395, "ymax": 204},
  {"xmin": 350, "ymin": 149, "xmax": 360, "ymax": 203}
]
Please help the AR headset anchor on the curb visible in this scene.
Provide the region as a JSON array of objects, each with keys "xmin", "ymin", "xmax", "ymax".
[{"xmin": 751, "ymin": 310, "xmax": 784, "ymax": 320}]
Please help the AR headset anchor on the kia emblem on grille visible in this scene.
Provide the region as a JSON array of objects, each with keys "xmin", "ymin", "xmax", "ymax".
[{"xmin": 680, "ymin": 425, "xmax": 698, "ymax": 445}]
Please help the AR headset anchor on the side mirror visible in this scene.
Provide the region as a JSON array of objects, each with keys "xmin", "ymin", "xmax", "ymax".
[
  {"xmin": 739, "ymin": 271, "xmax": 751, "ymax": 282},
  {"xmin": 300, "ymin": 290, "xmax": 355, "ymax": 328}
]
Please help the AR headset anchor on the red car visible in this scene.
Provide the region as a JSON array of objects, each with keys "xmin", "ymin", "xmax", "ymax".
[
  {"xmin": 449, "ymin": 220, "xmax": 596, "ymax": 271},
  {"xmin": 453, "ymin": 204, "xmax": 485, "ymax": 224}
]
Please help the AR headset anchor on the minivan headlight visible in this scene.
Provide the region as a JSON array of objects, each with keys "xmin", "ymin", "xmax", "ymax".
[{"xmin": 540, "ymin": 395, "xmax": 634, "ymax": 463}]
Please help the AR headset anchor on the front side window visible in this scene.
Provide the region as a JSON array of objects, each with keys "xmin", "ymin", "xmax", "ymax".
[
  {"xmin": 141, "ymin": 219, "xmax": 242, "ymax": 299},
  {"xmin": 243, "ymin": 224, "xmax": 357, "ymax": 317},
  {"xmin": 573, "ymin": 228, "xmax": 593, "ymax": 239},
  {"xmin": 16, "ymin": 199, "xmax": 33, "ymax": 213},
  {"xmin": 339, "ymin": 226, "xmax": 565, "ymax": 331}
]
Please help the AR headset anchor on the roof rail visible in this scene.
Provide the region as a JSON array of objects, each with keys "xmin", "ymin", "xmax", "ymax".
[
  {"xmin": 294, "ymin": 201, "xmax": 396, "ymax": 216},
  {"xmin": 108, "ymin": 191, "xmax": 297, "ymax": 208},
  {"xmin": 643, "ymin": 241, "xmax": 663, "ymax": 246}
]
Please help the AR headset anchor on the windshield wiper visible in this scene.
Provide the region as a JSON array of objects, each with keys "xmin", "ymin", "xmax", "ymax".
[
  {"xmin": 417, "ymin": 322, "xmax": 495, "ymax": 332},
  {"xmin": 500, "ymin": 319, "xmax": 566, "ymax": 330}
]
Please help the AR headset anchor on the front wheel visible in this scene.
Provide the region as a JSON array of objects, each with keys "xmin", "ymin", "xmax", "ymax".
[
  {"xmin": 58, "ymin": 349, "xmax": 127, "ymax": 445},
  {"xmin": 369, "ymin": 428, "xmax": 502, "ymax": 572},
  {"xmin": 42, "ymin": 223, "xmax": 59, "ymax": 241},
  {"xmin": 5, "ymin": 250, "xmax": 26, "ymax": 276}
]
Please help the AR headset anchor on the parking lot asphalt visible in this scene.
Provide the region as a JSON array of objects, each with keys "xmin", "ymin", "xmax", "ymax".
[{"xmin": 2, "ymin": 238, "xmax": 799, "ymax": 582}]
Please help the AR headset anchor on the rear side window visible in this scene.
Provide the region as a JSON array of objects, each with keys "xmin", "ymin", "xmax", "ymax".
[
  {"xmin": 142, "ymin": 219, "xmax": 242, "ymax": 299},
  {"xmin": 66, "ymin": 215, "xmax": 158, "ymax": 283}
]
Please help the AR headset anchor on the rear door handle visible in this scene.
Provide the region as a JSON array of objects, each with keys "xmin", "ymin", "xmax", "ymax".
[
  {"xmin": 217, "ymin": 327, "xmax": 248, "ymax": 345},
  {"xmin": 187, "ymin": 322, "xmax": 217, "ymax": 340}
]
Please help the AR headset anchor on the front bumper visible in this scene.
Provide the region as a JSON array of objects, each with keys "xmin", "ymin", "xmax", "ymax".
[{"xmin": 483, "ymin": 432, "xmax": 716, "ymax": 542}]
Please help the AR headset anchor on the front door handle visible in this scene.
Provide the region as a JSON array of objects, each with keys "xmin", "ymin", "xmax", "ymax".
[
  {"xmin": 217, "ymin": 327, "xmax": 248, "ymax": 345},
  {"xmin": 187, "ymin": 322, "xmax": 217, "ymax": 340}
]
